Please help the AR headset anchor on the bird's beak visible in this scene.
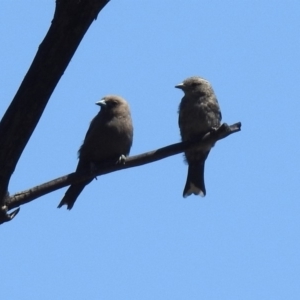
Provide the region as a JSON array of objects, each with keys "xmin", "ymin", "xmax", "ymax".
[
  {"xmin": 175, "ymin": 83, "xmax": 184, "ymax": 89},
  {"xmin": 96, "ymin": 99, "xmax": 106, "ymax": 107}
]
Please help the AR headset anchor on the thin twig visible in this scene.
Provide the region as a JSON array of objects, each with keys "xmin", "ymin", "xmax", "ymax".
[{"xmin": 5, "ymin": 122, "xmax": 241, "ymax": 214}]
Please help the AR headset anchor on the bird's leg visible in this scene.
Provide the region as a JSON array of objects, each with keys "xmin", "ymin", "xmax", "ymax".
[{"xmin": 116, "ymin": 154, "xmax": 126, "ymax": 165}]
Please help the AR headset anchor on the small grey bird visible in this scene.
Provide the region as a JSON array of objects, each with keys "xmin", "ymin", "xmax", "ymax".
[
  {"xmin": 58, "ymin": 95, "xmax": 133, "ymax": 210},
  {"xmin": 175, "ymin": 76, "xmax": 222, "ymax": 197}
]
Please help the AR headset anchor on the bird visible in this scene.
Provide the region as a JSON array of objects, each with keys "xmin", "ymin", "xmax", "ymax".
[
  {"xmin": 175, "ymin": 76, "xmax": 222, "ymax": 198},
  {"xmin": 58, "ymin": 95, "xmax": 133, "ymax": 210}
]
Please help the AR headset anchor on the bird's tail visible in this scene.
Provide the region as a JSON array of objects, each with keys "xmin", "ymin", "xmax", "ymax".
[
  {"xmin": 183, "ymin": 161, "xmax": 206, "ymax": 198},
  {"xmin": 57, "ymin": 180, "xmax": 91, "ymax": 210}
]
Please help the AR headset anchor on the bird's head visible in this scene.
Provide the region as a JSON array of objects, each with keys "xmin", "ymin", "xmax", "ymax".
[
  {"xmin": 96, "ymin": 95, "xmax": 130, "ymax": 115},
  {"xmin": 175, "ymin": 76, "xmax": 211, "ymax": 96}
]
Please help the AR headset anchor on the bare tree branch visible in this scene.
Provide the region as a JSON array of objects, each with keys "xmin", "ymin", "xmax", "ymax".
[
  {"xmin": 1, "ymin": 122, "xmax": 241, "ymax": 222},
  {"xmin": 0, "ymin": 0, "xmax": 110, "ymax": 222}
]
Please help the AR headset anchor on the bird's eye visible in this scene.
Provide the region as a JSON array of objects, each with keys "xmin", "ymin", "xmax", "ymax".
[{"xmin": 107, "ymin": 100, "xmax": 117, "ymax": 107}]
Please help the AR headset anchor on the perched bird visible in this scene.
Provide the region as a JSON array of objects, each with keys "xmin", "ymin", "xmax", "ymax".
[
  {"xmin": 175, "ymin": 76, "xmax": 222, "ymax": 198},
  {"xmin": 58, "ymin": 95, "xmax": 133, "ymax": 210}
]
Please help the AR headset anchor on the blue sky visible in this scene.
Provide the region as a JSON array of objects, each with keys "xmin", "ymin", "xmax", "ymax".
[{"xmin": 1, "ymin": 1, "xmax": 300, "ymax": 299}]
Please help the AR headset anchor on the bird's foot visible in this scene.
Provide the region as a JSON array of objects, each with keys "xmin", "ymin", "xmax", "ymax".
[
  {"xmin": 210, "ymin": 127, "xmax": 218, "ymax": 133},
  {"xmin": 89, "ymin": 162, "xmax": 98, "ymax": 180},
  {"xmin": 117, "ymin": 154, "xmax": 126, "ymax": 165},
  {"xmin": 209, "ymin": 127, "xmax": 220, "ymax": 137}
]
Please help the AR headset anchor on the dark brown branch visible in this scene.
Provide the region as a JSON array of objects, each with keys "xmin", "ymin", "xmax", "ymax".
[
  {"xmin": 0, "ymin": 0, "xmax": 110, "ymax": 215},
  {"xmin": 3, "ymin": 122, "xmax": 241, "ymax": 218}
]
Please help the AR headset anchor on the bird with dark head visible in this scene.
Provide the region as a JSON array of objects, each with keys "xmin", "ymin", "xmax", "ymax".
[
  {"xmin": 58, "ymin": 95, "xmax": 133, "ymax": 210},
  {"xmin": 175, "ymin": 76, "xmax": 222, "ymax": 197}
]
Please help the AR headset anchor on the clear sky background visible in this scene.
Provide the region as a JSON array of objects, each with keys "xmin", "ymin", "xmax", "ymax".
[{"xmin": 1, "ymin": 1, "xmax": 300, "ymax": 299}]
